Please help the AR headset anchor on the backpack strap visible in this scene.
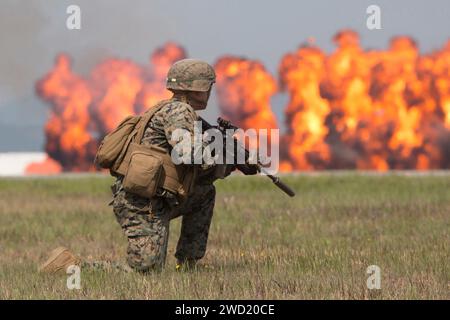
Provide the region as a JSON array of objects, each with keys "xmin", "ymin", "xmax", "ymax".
[
  {"xmin": 111, "ymin": 99, "xmax": 173, "ymax": 173},
  {"xmin": 135, "ymin": 99, "xmax": 172, "ymax": 144}
]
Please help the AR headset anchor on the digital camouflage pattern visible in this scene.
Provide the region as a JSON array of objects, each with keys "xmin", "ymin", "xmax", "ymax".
[
  {"xmin": 166, "ymin": 59, "xmax": 216, "ymax": 92},
  {"xmin": 142, "ymin": 97, "xmax": 216, "ymax": 181},
  {"xmin": 110, "ymin": 180, "xmax": 171, "ymax": 272},
  {"xmin": 106, "ymin": 178, "xmax": 216, "ymax": 272},
  {"xmin": 44, "ymin": 60, "xmax": 232, "ymax": 274},
  {"xmin": 142, "ymin": 98, "xmax": 199, "ymax": 153},
  {"xmin": 99, "ymin": 97, "xmax": 218, "ymax": 272}
]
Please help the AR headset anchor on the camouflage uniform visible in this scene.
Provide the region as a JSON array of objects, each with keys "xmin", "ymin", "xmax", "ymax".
[
  {"xmin": 110, "ymin": 97, "xmax": 218, "ymax": 272},
  {"xmin": 40, "ymin": 59, "xmax": 239, "ymax": 274},
  {"xmin": 102, "ymin": 59, "xmax": 227, "ymax": 272}
]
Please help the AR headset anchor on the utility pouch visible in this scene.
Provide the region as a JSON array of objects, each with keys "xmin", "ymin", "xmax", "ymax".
[{"xmin": 122, "ymin": 143, "xmax": 164, "ymax": 198}]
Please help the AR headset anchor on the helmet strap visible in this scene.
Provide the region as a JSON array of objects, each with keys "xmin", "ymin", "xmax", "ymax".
[
  {"xmin": 171, "ymin": 91, "xmax": 189, "ymax": 104},
  {"xmin": 171, "ymin": 89, "xmax": 210, "ymax": 110},
  {"xmin": 187, "ymin": 89, "xmax": 210, "ymax": 110}
]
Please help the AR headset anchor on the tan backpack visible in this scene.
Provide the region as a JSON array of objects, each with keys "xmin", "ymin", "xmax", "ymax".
[
  {"xmin": 94, "ymin": 100, "xmax": 169, "ymax": 172},
  {"xmin": 94, "ymin": 100, "xmax": 196, "ymax": 200}
]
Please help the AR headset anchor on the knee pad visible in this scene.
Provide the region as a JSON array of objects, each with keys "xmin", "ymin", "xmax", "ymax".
[{"xmin": 127, "ymin": 255, "xmax": 163, "ymax": 273}]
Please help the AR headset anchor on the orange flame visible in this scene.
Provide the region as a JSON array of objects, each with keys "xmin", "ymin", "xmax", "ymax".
[
  {"xmin": 214, "ymin": 56, "xmax": 278, "ymax": 155},
  {"xmin": 25, "ymin": 156, "xmax": 62, "ymax": 175},
  {"xmin": 279, "ymin": 45, "xmax": 331, "ymax": 170},
  {"xmin": 215, "ymin": 56, "xmax": 278, "ymax": 131},
  {"xmin": 36, "ymin": 54, "xmax": 95, "ymax": 171},
  {"xmin": 279, "ymin": 30, "xmax": 450, "ymax": 170},
  {"xmin": 137, "ymin": 42, "xmax": 187, "ymax": 112},
  {"xmin": 35, "ymin": 43, "xmax": 186, "ymax": 172},
  {"xmin": 35, "ymin": 33, "xmax": 450, "ymax": 172}
]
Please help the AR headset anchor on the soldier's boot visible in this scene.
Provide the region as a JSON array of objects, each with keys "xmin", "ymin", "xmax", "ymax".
[
  {"xmin": 39, "ymin": 246, "xmax": 81, "ymax": 273},
  {"xmin": 175, "ymin": 258, "xmax": 197, "ymax": 271},
  {"xmin": 40, "ymin": 247, "xmax": 133, "ymax": 274}
]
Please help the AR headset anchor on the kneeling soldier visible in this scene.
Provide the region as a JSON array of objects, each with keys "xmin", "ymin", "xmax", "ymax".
[{"xmin": 40, "ymin": 59, "xmax": 255, "ymax": 273}]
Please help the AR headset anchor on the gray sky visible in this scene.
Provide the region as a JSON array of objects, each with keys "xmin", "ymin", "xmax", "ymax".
[{"xmin": 1, "ymin": 0, "xmax": 449, "ymax": 151}]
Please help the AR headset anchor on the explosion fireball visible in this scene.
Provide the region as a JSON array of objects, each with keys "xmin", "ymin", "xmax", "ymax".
[{"xmin": 33, "ymin": 31, "xmax": 450, "ymax": 173}]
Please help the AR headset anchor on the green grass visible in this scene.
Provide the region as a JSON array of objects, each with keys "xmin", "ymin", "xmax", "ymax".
[{"xmin": 0, "ymin": 173, "xmax": 449, "ymax": 299}]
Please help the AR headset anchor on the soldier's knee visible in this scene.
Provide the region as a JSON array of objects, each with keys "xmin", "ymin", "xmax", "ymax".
[
  {"xmin": 127, "ymin": 254, "xmax": 163, "ymax": 273},
  {"xmin": 126, "ymin": 236, "xmax": 167, "ymax": 273}
]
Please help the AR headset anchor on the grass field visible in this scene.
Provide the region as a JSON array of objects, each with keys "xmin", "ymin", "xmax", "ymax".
[{"xmin": 0, "ymin": 173, "xmax": 449, "ymax": 299}]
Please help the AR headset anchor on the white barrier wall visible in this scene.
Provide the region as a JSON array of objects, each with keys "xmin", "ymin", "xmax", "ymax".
[{"xmin": 0, "ymin": 152, "xmax": 48, "ymax": 176}]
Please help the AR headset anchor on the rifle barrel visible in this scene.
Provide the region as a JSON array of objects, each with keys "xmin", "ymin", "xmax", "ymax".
[{"xmin": 260, "ymin": 166, "xmax": 296, "ymax": 197}]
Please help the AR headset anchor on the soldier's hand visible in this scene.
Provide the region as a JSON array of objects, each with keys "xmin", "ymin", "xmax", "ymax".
[
  {"xmin": 213, "ymin": 164, "xmax": 236, "ymax": 179},
  {"xmin": 224, "ymin": 164, "xmax": 236, "ymax": 177}
]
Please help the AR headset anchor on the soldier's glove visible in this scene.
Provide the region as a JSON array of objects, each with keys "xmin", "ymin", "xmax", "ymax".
[
  {"xmin": 236, "ymin": 164, "xmax": 258, "ymax": 175},
  {"xmin": 214, "ymin": 164, "xmax": 236, "ymax": 179}
]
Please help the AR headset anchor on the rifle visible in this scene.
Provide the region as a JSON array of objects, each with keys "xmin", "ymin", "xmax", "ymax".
[{"xmin": 199, "ymin": 117, "xmax": 296, "ymax": 197}]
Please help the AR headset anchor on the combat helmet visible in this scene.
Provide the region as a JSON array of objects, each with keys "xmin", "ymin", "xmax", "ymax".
[{"xmin": 166, "ymin": 59, "xmax": 216, "ymax": 92}]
